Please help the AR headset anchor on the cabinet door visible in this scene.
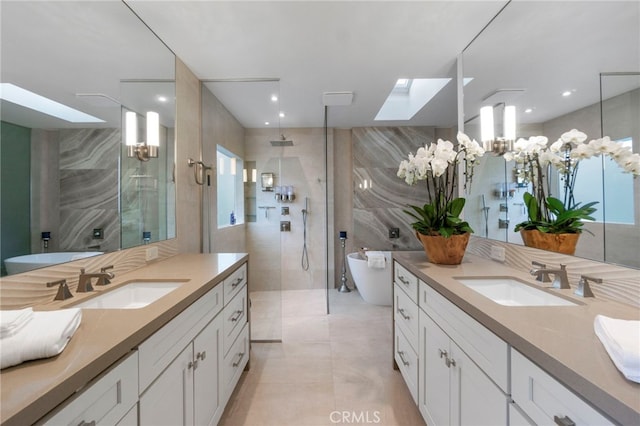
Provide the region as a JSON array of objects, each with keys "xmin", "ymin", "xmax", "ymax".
[
  {"xmin": 419, "ymin": 309, "xmax": 451, "ymax": 426},
  {"xmin": 451, "ymin": 341, "xmax": 507, "ymax": 426},
  {"xmin": 139, "ymin": 344, "xmax": 194, "ymax": 426},
  {"xmin": 194, "ymin": 314, "xmax": 224, "ymax": 426}
]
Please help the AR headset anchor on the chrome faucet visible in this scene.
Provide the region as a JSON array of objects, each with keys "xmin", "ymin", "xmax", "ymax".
[
  {"xmin": 77, "ymin": 265, "xmax": 114, "ymax": 292},
  {"xmin": 575, "ymin": 275, "xmax": 602, "ymax": 298},
  {"xmin": 530, "ymin": 263, "xmax": 570, "ymax": 289},
  {"xmin": 531, "ymin": 261, "xmax": 551, "ymax": 282},
  {"xmin": 47, "ymin": 279, "xmax": 73, "ymax": 301}
]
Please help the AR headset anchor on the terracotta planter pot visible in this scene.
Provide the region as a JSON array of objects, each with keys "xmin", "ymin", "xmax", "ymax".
[
  {"xmin": 520, "ymin": 229, "xmax": 580, "ymax": 255},
  {"xmin": 416, "ymin": 232, "xmax": 470, "ymax": 265}
]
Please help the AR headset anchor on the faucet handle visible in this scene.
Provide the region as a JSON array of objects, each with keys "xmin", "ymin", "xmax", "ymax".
[
  {"xmin": 575, "ymin": 275, "xmax": 602, "ymax": 298},
  {"xmin": 47, "ymin": 279, "xmax": 73, "ymax": 301},
  {"xmin": 97, "ymin": 265, "xmax": 114, "ymax": 285},
  {"xmin": 531, "ymin": 261, "xmax": 551, "ymax": 282}
]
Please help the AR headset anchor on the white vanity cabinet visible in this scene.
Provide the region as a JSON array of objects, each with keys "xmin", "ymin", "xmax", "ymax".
[
  {"xmin": 138, "ymin": 261, "xmax": 249, "ymax": 426},
  {"xmin": 393, "ymin": 261, "xmax": 419, "ymax": 404},
  {"xmin": 511, "ymin": 349, "xmax": 613, "ymax": 426},
  {"xmin": 41, "ymin": 351, "xmax": 139, "ymax": 426},
  {"xmin": 419, "ymin": 309, "xmax": 507, "ymax": 426},
  {"xmin": 392, "ymin": 260, "xmax": 509, "ymax": 426}
]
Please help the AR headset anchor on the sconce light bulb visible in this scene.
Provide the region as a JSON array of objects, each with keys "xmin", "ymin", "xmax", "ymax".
[
  {"xmin": 480, "ymin": 106, "xmax": 495, "ymax": 143},
  {"xmin": 125, "ymin": 111, "xmax": 137, "ymax": 147},
  {"xmin": 146, "ymin": 111, "xmax": 160, "ymax": 147}
]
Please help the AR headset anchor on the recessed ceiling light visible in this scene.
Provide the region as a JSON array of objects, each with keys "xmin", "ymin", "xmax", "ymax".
[
  {"xmin": 0, "ymin": 83, "xmax": 105, "ymax": 123},
  {"xmin": 157, "ymin": 95, "xmax": 168, "ymax": 103},
  {"xmin": 265, "ymin": 121, "xmax": 270, "ymax": 125},
  {"xmin": 271, "ymin": 95, "xmax": 278, "ymax": 102},
  {"xmin": 525, "ymin": 108, "xmax": 533, "ymax": 113},
  {"xmin": 562, "ymin": 90, "xmax": 572, "ymax": 97},
  {"xmin": 279, "ymin": 112, "xmax": 285, "ymax": 118}
]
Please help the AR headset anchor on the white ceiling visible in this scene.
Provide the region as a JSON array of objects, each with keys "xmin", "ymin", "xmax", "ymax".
[
  {"xmin": 2, "ymin": 1, "xmax": 638, "ymax": 133},
  {"xmin": 125, "ymin": 0, "xmax": 508, "ymax": 129}
]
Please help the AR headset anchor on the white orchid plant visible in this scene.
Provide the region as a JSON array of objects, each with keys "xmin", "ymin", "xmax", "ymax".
[
  {"xmin": 397, "ymin": 132, "xmax": 485, "ymax": 237},
  {"xmin": 504, "ymin": 129, "xmax": 640, "ymax": 234}
]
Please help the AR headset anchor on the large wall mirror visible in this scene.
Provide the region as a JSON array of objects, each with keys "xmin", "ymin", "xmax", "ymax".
[
  {"xmin": 0, "ymin": 2, "xmax": 176, "ymax": 275},
  {"xmin": 461, "ymin": 1, "xmax": 639, "ymax": 269}
]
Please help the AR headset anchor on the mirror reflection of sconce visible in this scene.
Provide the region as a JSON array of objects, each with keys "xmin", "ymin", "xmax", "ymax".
[
  {"xmin": 125, "ymin": 110, "xmax": 159, "ymax": 162},
  {"xmin": 261, "ymin": 172, "xmax": 274, "ymax": 191},
  {"xmin": 480, "ymin": 103, "xmax": 516, "ymax": 155}
]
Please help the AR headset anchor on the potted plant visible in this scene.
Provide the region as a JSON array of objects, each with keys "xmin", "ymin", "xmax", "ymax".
[
  {"xmin": 504, "ymin": 129, "xmax": 640, "ymax": 254},
  {"xmin": 397, "ymin": 133, "xmax": 485, "ymax": 264}
]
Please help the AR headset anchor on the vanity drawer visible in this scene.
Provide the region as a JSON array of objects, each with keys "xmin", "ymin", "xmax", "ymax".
[
  {"xmin": 394, "ymin": 283, "xmax": 419, "ymax": 351},
  {"xmin": 394, "ymin": 261, "xmax": 418, "ymax": 303},
  {"xmin": 138, "ymin": 283, "xmax": 223, "ymax": 392},
  {"xmin": 223, "ymin": 285, "xmax": 248, "ymax": 356},
  {"xmin": 222, "ymin": 323, "xmax": 249, "ymax": 405},
  {"xmin": 394, "ymin": 324, "xmax": 418, "ymax": 404},
  {"xmin": 421, "ymin": 282, "xmax": 508, "ymax": 392},
  {"xmin": 42, "ymin": 351, "xmax": 138, "ymax": 426},
  {"xmin": 224, "ymin": 262, "xmax": 247, "ymax": 305},
  {"xmin": 511, "ymin": 350, "xmax": 613, "ymax": 426}
]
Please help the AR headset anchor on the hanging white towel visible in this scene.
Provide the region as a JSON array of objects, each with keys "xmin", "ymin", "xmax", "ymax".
[
  {"xmin": 0, "ymin": 308, "xmax": 34, "ymax": 339},
  {"xmin": 593, "ymin": 314, "xmax": 640, "ymax": 383},
  {"xmin": 0, "ymin": 308, "xmax": 82, "ymax": 370},
  {"xmin": 367, "ymin": 251, "xmax": 386, "ymax": 269}
]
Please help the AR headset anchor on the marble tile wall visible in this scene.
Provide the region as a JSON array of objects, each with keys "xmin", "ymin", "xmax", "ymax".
[{"xmin": 351, "ymin": 127, "xmax": 435, "ymax": 252}]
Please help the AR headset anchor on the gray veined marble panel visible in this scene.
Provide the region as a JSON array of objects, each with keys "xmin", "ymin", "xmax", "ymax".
[
  {"xmin": 59, "ymin": 128, "xmax": 120, "ymax": 170},
  {"xmin": 354, "ymin": 167, "xmax": 428, "ymax": 210},
  {"xmin": 59, "ymin": 208, "xmax": 119, "ymax": 252},
  {"xmin": 59, "ymin": 169, "xmax": 118, "ymax": 210},
  {"xmin": 352, "ymin": 127, "xmax": 434, "ymax": 169},
  {"xmin": 353, "ymin": 208, "xmax": 423, "ymax": 251}
]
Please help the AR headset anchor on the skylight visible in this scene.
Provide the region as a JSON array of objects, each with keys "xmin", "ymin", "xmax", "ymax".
[
  {"xmin": 375, "ymin": 78, "xmax": 451, "ymax": 121},
  {"xmin": 0, "ymin": 83, "xmax": 105, "ymax": 123}
]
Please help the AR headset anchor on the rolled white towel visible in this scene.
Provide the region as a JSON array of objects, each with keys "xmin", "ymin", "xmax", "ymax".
[
  {"xmin": 366, "ymin": 251, "xmax": 386, "ymax": 269},
  {"xmin": 1, "ymin": 308, "xmax": 34, "ymax": 339},
  {"xmin": 0, "ymin": 308, "xmax": 82, "ymax": 370},
  {"xmin": 594, "ymin": 314, "xmax": 640, "ymax": 383}
]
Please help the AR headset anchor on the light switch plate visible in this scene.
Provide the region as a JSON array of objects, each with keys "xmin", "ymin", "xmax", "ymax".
[
  {"xmin": 146, "ymin": 246, "xmax": 158, "ymax": 261},
  {"xmin": 490, "ymin": 245, "xmax": 506, "ymax": 262}
]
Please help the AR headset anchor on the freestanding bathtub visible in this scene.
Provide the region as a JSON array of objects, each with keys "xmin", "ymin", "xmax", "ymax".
[
  {"xmin": 346, "ymin": 251, "xmax": 392, "ymax": 306},
  {"xmin": 3, "ymin": 252, "xmax": 103, "ymax": 275}
]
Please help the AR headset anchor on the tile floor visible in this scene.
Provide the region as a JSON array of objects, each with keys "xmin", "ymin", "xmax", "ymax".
[{"xmin": 219, "ymin": 289, "xmax": 425, "ymax": 426}]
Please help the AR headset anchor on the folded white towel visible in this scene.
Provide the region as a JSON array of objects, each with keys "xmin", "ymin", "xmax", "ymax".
[
  {"xmin": 594, "ymin": 314, "xmax": 640, "ymax": 383},
  {"xmin": 367, "ymin": 251, "xmax": 386, "ymax": 269},
  {"xmin": 0, "ymin": 308, "xmax": 82, "ymax": 370},
  {"xmin": 1, "ymin": 308, "xmax": 34, "ymax": 338}
]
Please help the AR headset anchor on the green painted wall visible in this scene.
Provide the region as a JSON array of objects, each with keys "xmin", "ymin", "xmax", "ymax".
[{"xmin": 1, "ymin": 121, "xmax": 31, "ymax": 276}]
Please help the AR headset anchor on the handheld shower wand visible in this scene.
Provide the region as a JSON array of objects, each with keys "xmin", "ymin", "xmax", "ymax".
[{"xmin": 301, "ymin": 197, "xmax": 309, "ymax": 271}]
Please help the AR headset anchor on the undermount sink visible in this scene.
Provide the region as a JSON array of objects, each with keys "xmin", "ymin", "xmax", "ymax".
[
  {"xmin": 455, "ymin": 277, "xmax": 577, "ymax": 307},
  {"xmin": 74, "ymin": 281, "xmax": 185, "ymax": 309}
]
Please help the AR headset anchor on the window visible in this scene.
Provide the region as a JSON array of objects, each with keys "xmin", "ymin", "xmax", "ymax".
[{"xmin": 216, "ymin": 146, "xmax": 244, "ymax": 228}]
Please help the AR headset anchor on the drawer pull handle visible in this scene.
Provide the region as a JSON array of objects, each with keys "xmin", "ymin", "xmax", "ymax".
[
  {"xmin": 188, "ymin": 360, "xmax": 198, "ymax": 370},
  {"xmin": 231, "ymin": 277, "xmax": 243, "ymax": 287},
  {"xmin": 232, "ymin": 351, "xmax": 245, "ymax": 367},
  {"xmin": 398, "ymin": 275, "xmax": 410, "ymax": 286},
  {"xmin": 78, "ymin": 421, "xmax": 96, "ymax": 426},
  {"xmin": 446, "ymin": 357, "xmax": 456, "ymax": 368},
  {"xmin": 197, "ymin": 351, "xmax": 207, "ymax": 361},
  {"xmin": 554, "ymin": 415, "xmax": 576, "ymax": 426},
  {"xmin": 397, "ymin": 350, "xmax": 410, "ymax": 366},
  {"xmin": 397, "ymin": 308, "xmax": 410, "ymax": 320},
  {"xmin": 230, "ymin": 309, "xmax": 244, "ymax": 322},
  {"xmin": 439, "ymin": 349, "xmax": 448, "ymax": 359}
]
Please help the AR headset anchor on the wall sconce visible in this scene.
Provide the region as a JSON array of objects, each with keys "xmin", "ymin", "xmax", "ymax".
[
  {"xmin": 125, "ymin": 111, "xmax": 159, "ymax": 161},
  {"xmin": 480, "ymin": 104, "xmax": 516, "ymax": 155}
]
